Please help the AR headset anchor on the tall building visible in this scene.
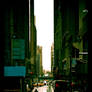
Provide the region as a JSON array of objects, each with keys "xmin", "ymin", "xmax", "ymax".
[
  {"xmin": 3, "ymin": 1, "xmax": 29, "ymax": 91},
  {"xmin": 54, "ymin": 0, "xmax": 88, "ymax": 86},
  {"xmin": 36, "ymin": 46, "xmax": 43, "ymax": 78},
  {"xmin": 54, "ymin": 0, "xmax": 79, "ymax": 79},
  {"xmin": 51, "ymin": 43, "xmax": 54, "ymax": 73},
  {"xmin": 0, "ymin": 0, "xmax": 37, "ymax": 91},
  {"xmin": 27, "ymin": 0, "xmax": 37, "ymax": 86}
]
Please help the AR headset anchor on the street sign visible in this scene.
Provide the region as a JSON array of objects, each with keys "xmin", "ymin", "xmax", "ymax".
[
  {"xmin": 13, "ymin": 39, "xmax": 25, "ymax": 59},
  {"xmin": 4, "ymin": 66, "xmax": 26, "ymax": 77},
  {"xmin": 79, "ymin": 52, "xmax": 88, "ymax": 55}
]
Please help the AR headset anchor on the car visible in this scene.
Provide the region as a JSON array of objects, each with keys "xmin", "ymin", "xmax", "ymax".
[
  {"xmin": 52, "ymin": 80, "xmax": 70, "ymax": 92},
  {"xmin": 33, "ymin": 82, "xmax": 45, "ymax": 87},
  {"xmin": 43, "ymin": 80, "xmax": 47, "ymax": 85},
  {"xmin": 33, "ymin": 82, "xmax": 38, "ymax": 87},
  {"xmin": 38, "ymin": 82, "xmax": 44, "ymax": 86}
]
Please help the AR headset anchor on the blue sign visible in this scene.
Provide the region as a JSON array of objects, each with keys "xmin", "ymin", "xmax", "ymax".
[{"xmin": 4, "ymin": 66, "xmax": 26, "ymax": 77}]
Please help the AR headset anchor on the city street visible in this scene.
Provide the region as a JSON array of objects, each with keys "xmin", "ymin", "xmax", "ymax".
[
  {"xmin": 32, "ymin": 85, "xmax": 54, "ymax": 92},
  {"xmin": 0, "ymin": 0, "xmax": 88, "ymax": 91}
]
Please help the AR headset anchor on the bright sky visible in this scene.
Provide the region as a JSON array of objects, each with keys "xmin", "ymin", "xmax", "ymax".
[{"xmin": 34, "ymin": 0, "xmax": 54, "ymax": 71}]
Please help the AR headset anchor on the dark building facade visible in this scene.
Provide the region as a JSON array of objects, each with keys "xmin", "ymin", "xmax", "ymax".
[
  {"xmin": 0, "ymin": 0, "xmax": 37, "ymax": 91},
  {"xmin": 36, "ymin": 46, "xmax": 43, "ymax": 78},
  {"xmin": 3, "ymin": 0, "xmax": 29, "ymax": 91},
  {"xmin": 54, "ymin": 0, "xmax": 88, "ymax": 90},
  {"xmin": 54, "ymin": 0, "xmax": 79, "ymax": 79}
]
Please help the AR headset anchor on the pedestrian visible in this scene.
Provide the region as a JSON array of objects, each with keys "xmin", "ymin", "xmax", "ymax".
[{"xmin": 34, "ymin": 89, "xmax": 38, "ymax": 92}]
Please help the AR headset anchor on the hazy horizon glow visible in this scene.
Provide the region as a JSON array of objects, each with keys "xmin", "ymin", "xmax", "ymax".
[{"xmin": 34, "ymin": 0, "xmax": 54, "ymax": 71}]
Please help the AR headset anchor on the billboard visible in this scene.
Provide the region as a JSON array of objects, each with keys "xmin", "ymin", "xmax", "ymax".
[{"xmin": 4, "ymin": 66, "xmax": 26, "ymax": 77}]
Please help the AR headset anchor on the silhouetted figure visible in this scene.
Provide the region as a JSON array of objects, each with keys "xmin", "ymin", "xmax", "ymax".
[{"xmin": 35, "ymin": 89, "xmax": 38, "ymax": 92}]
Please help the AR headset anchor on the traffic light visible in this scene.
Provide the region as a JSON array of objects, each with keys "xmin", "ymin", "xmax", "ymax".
[
  {"xmin": 29, "ymin": 72, "xmax": 34, "ymax": 75},
  {"xmin": 56, "ymin": 83, "xmax": 59, "ymax": 87}
]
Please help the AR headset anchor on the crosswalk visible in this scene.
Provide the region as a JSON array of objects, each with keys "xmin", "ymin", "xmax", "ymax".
[{"xmin": 32, "ymin": 85, "xmax": 54, "ymax": 92}]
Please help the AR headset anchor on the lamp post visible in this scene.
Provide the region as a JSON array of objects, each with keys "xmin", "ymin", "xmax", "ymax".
[{"xmin": 70, "ymin": 56, "xmax": 72, "ymax": 92}]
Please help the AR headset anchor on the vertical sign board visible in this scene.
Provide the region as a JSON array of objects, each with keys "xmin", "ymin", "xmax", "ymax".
[{"xmin": 13, "ymin": 39, "xmax": 25, "ymax": 59}]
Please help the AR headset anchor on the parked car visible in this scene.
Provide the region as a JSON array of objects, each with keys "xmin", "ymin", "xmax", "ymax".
[{"xmin": 52, "ymin": 80, "xmax": 70, "ymax": 92}]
